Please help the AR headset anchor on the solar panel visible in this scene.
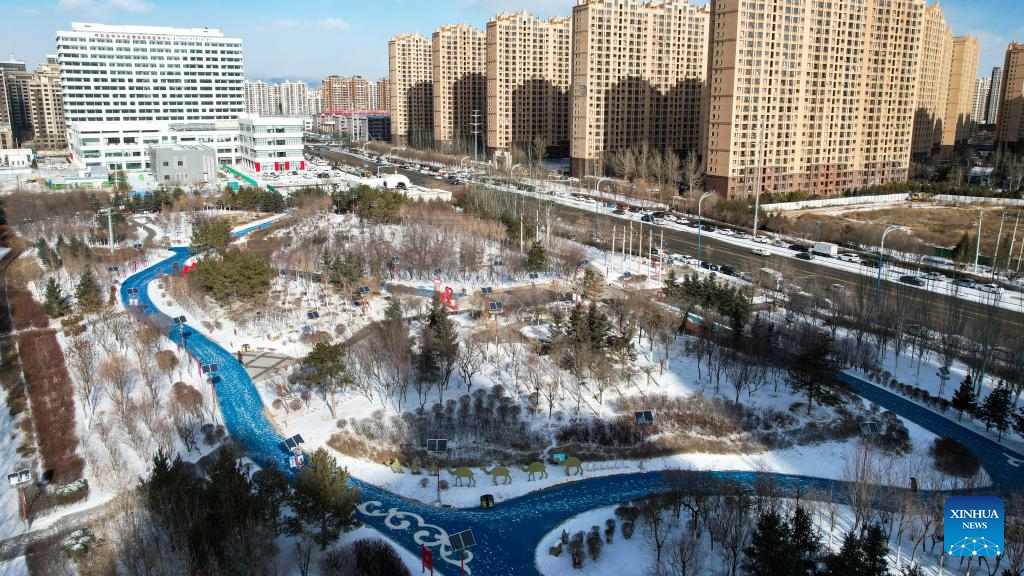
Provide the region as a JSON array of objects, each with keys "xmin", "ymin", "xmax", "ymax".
[
  {"xmin": 433, "ymin": 267, "xmax": 443, "ymax": 276},
  {"xmin": 303, "ymin": 325, "xmax": 314, "ymax": 334},
  {"xmin": 173, "ymin": 316, "xmax": 187, "ymax": 325},
  {"xmin": 450, "ymin": 530, "xmax": 476, "ymax": 552},
  {"xmin": 488, "ymin": 302, "xmax": 504, "ymax": 313},
  {"xmin": 426, "ymin": 438, "xmax": 448, "ymax": 453},
  {"xmin": 391, "ymin": 256, "xmax": 401, "ymax": 263},
  {"xmin": 107, "ymin": 266, "xmax": 119, "ymax": 273},
  {"xmin": 307, "ymin": 311, "xmax": 320, "ymax": 320},
  {"xmin": 493, "ymin": 260, "xmax": 503, "ymax": 267},
  {"xmin": 859, "ymin": 421, "xmax": 880, "ymax": 436},
  {"xmin": 292, "ymin": 434, "xmax": 305, "ymax": 445},
  {"xmin": 634, "ymin": 410, "xmax": 654, "ymax": 425},
  {"xmin": 528, "ymin": 273, "xmax": 539, "ymax": 280},
  {"xmin": 284, "ymin": 437, "xmax": 298, "ymax": 449},
  {"xmin": 357, "ymin": 286, "xmax": 370, "ymax": 296},
  {"xmin": 579, "ymin": 259, "xmax": 590, "ymax": 266},
  {"xmin": 133, "ymin": 243, "xmax": 143, "ymax": 250},
  {"xmin": 481, "ymin": 287, "xmax": 493, "ymax": 295}
]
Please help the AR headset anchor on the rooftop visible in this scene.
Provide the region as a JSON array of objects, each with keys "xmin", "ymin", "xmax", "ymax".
[{"xmin": 64, "ymin": 22, "xmax": 232, "ymax": 39}]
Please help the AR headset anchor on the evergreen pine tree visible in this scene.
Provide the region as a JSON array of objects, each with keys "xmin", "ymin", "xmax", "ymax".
[
  {"xmin": 526, "ymin": 240, "xmax": 546, "ymax": 273},
  {"xmin": 743, "ymin": 508, "xmax": 794, "ymax": 576},
  {"xmin": 585, "ymin": 302, "xmax": 611, "ymax": 351},
  {"xmin": 979, "ymin": 386, "xmax": 1014, "ymax": 441},
  {"xmin": 1014, "ymin": 404, "xmax": 1024, "ymax": 439},
  {"xmin": 384, "ymin": 296, "xmax": 402, "ymax": 323},
  {"xmin": 791, "ymin": 505, "xmax": 821, "ymax": 575},
  {"xmin": 951, "ymin": 375, "xmax": 977, "ymax": 420},
  {"xmin": 861, "ymin": 524, "xmax": 889, "ymax": 576},
  {"xmin": 824, "ymin": 531, "xmax": 864, "ymax": 576},
  {"xmin": 42, "ymin": 277, "xmax": 68, "ymax": 318},
  {"xmin": 290, "ymin": 448, "xmax": 360, "ymax": 550},
  {"xmin": 74, "ymin": 269, "xmax": 104, "ymax": 313}
]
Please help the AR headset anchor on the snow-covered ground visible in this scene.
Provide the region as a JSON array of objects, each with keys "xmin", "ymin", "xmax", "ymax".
[
  {"xmin": 0, "ymin": 557, "xmax": 26, "ymax": 576},
  {"xmin": 535, "ymin": 499, "xmax": 985, "ymax": 576}
]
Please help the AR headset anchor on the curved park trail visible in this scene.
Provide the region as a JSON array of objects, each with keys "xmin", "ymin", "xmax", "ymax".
[{"xmin": 121, "ymin": 241, "xmax": 1024, "ymax": 575}]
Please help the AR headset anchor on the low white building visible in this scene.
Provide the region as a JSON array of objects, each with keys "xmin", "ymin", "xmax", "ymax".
[
  {"xmin": 237, "ymin": 114, "xmax": 305, "ymax": 174},
  {"xmin": 0, "ymin": 149, "xmax": 33, "ymax": 169},
  {"xmin": 68, "ymin": 120, "xmax": 241, "ymax": 172}
]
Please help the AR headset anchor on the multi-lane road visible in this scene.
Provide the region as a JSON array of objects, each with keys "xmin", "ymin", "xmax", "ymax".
[{"xmin": 312, "ymin": 147, "xmax": 1024, "ymax": 334}]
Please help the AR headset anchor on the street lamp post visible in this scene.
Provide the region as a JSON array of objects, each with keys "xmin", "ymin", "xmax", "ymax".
[
  {"xmin": 510, "ymin": 163, "xmax": 523, "ymax": 181},
  {"xmin": 460, "ymin": 156, "xmax": 470, "ymax": 169},
  {"xmin": 752, "ymin": 117, "xmax": 766, "ymax": 239},
  {"xmin": 596, "ymin": 177, "xmax": 610, "ymax": 212},
  {"xmin": 877, "ymin": 225, "xmax": 900, "ymax": 299},
  {"xmin": 697, "ymin": 192, "xmax": 714, "ymax": 266}
]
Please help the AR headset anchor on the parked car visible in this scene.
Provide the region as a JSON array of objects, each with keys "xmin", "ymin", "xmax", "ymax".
[
  {"xmin": 955, "ymin": 278, "xmax": 978, "ymax": 289},
  {"xmin": 922, "ymin": 271, "xmax": 946, "ymax": 282},
  {"xmin": 789, "ymin": 244, "xmax": 808, "ymax": 252},
  {"xmin": 751, "ymin": 247, "xmax": 771, "ymax": 256},
  {"xmin": 700, "ymin": 261, "xmax": 721, "ymax": 272},
  {"xmin": 795, "ymin": 252, "xmax": 815, "ymax": 261},
  {"xmin": 720, "ymin": 265, "xmax": 737, "ymax": 276},
  {"xmin": 979, "ymin": 283, "xmax": 1003, "ymax": 294},
  {"xmin": 861, "ymin": 259, "xmax": 881, "ymax": 268},
  {"xmin": 900, "ymin": 275, "xmax": 924, "ymax": 287},
  {"xmin": 640, "ymin": 214, "xmax": 654, "ymax": 223},
  {"xmin": 613, "ymin": 209, "xmax": 626, "ymax": 216}
]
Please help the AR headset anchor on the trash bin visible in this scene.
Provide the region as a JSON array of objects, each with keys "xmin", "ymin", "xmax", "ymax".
[{"xmin": 480, "ymin": 494, "xmax": 494, "ymax": 509}]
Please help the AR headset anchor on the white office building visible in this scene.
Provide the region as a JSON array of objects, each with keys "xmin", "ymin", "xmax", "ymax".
[
  {"xmin": 58, "ymin": 22, "xmax": 244, "ymax": 170},
  {"xmin": 57, "ymin": 23, "xmax": 244, "ymax": 123},
  {"xmin": 237, "ymin": 114, "xmax": 305, "ymax": 174},
  {"xmin": 68, "ymin": 119, "xmax": 241, "ymax": 171}
]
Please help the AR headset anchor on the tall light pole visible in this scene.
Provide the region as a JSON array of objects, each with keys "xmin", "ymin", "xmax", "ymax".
[
  {"xmin": 107, "ymin": 206, "xmax": 115, "ymax": 255},
  {"xmin": 597, "ymin": 177, "xmax": 610, "ymax": 212},
  {"xmin": 752, "ymin": 117, "xmax": 766, "ymax": 238},
  {"xmin": 697, "ymin": 192, "xmax": 714, "ymax": 265},
  {"xmin": 877, "ymin": 225, "xmax": 900, "ymax": 299},
  {"xmin": 991, "ymin": 211, "xmax": 1009, "ymax": 279},
  {"xmin": 974, "ymin": 210, "xmax": 984, "ymax": 274}
]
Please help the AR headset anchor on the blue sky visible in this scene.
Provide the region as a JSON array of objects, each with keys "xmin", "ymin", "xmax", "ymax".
[{"xmin": 0, "ymin": 0, "xmax": 1019, "ymax": 83}]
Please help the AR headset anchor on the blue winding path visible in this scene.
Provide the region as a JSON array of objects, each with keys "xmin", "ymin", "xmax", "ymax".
[{"xmin": 120, "ymin": 244, "xmax": 1024, "ymax": 576}]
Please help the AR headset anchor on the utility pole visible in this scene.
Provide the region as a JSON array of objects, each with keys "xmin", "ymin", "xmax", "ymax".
[
  {"xmin": 520, "ymin": 212, "xmax": 524, "ymax": 252},
  {"xmin": 753, "ymin": 117, "xmax": 766, "ymax": 238},
  {"xmin": 659, "ymin": 231, "xmax": 664, "ymax": 281},
  {"xmin": 628, "ymin": 221, "xmax": 634, "ymax": 273},
  {"xmin": 545, "ymin": 205, "xmax": 551, "ymax": 246},
  {"xmin": 609, "ymin": 226, "xmax": 615, "ymax": 277},
  {"xmin": 536, "ymin": 208, "xmax": 540, "ymax": 242},
  {"xmin": 992, "ymin": 211, "xmax": 1007, "ymax": 278},
  {"xmin": 470, "ymin": 110, "xmax": 481, "ymax": 163},
  {"xmin": 1005, "ymin": 212, "xmax": 1020, "ymax": 270},
  {"xmin": 974, "ymin": 210, "xmax": 984, "ymax": 274},
  {"xmin": 108, "ymin": 206, "xmax": 115, "ymax": 254}
]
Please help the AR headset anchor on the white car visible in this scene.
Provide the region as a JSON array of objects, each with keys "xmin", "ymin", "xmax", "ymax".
[
  {"xmin": 754, "ymin": 236, "xmax": 772, "ymax": 244},
  {"xmin": 979, "ymin": 283, "xmax": 1003, "ymax": 294},
  {"xmin": 751, "ymin": 247, "xmax": 771, "ymax": 256}
]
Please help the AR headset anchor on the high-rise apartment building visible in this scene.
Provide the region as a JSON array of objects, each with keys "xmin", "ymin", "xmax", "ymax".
[
  {"xmin": 911, "ymin": 4, "xmax": 951, "ymax": 158},
  {"xmin": 432, "ymin": 24, "xmax": 486, "ymax": 154},
  {"xmin": 996, "ymin": 43, "xmax": 1024, "ymax": 152},
  {"xmin": 988, "ymin": 67, "xmax": 1003, "ymax": 128},
  {"xmin": 705, "ymin": 0, "xmax": 924, "ymax": 198},
  {"xmin": 376, "ymin": 78, "xmax": 390, "ymax": 111},
  {"xmin": 244, "ymin": 80, "xmax": 280, "ymax": 116},
  {"xmin": 321, "ymin": 75, "xmax": 371, "ymax": 112},
  {"xmin": 941, "ymin": 35, "xmax": 980, "ymax": 152},
  {"xmin": 973, "ymin": 77, "xmax": 993, "ymax": 127},
  {"xmin": 307, "ymin": 88, "xmax": 323, "ymax": 115},
  {"xmin": 389, "ymin": 33, "xmax": 433, "ymax": 148},
  {"xmin": 57, "ymin": 23, "xmax": 244, "ymax": 123},
  {"xmin": 486, "ymin": 11, "xmax": 572, "ymax": 162},
  {"xmin": 279, "ymin": 81, "xmax": 310, "ymax": 116},
  {"xmin": 0, "ymin": 57, "xmax": 27, "ymax": 128},
  {"xmin": 368, "ymin": 83, "xmax": 380, "ymax": 111},
  {"xmin": 27, "ymin": 57, "xmax": 66, "ymax": 151},
  {"xmin": 571, "ymin": 0, "xmax": 709, "ymax": 177}
]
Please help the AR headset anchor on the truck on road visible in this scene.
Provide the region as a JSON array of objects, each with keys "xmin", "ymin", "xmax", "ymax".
[{"xmin": 812, "ymin": 242, "xmax": 839, "ymax": 258}]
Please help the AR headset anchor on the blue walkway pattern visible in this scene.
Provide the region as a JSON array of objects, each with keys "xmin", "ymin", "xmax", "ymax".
[{"xmin": 121, "ymin": 244, "xmax": 1024, "ymax": 576}]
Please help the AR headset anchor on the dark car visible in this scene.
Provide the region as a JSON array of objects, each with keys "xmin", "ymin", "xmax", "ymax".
[
  {"xmin": 955, "ymin": 278, "xmax": 978, "ymax": 289},
  {"xmin": 685, "ymin": 221, "xmax": 699, "ymax": 228},
  {"xmin": 702, "ymin": 225, "xmax": 717, "ymax": 232},
  {"xmin": 628, "ymin": 207, "xmax": 642, "ymax": 213},
  {"xmin": 613, "ymin": 209, "xmax": 626, "ymax": 215},
  {"xmin": 640, "ymin": 214, "xmax": 654, "ymax": 223},
  {"xmin": 861, "ymin": 259, "xmax": 881, "ymax": 268},
  {"xmin": 795, "ymin": 252, "xmax": 815, "ymax": 261},
  {"xmin": 900, "ymin": 275, "xmax": 924, "ymax": 287},
  {"xmin": 652, "ymin": 211, "xmax": 667, "ymax": 219},
  {"xmin": 789, "ymin": 244, "xmax": 807, "ymax": 252},
  {"xmin": 700, "ymin": 261, "xmax": 720, "ymax": 272},
  {"xmin": 720, "ymin": 265, "xmax": 737, "ymax": 276}
]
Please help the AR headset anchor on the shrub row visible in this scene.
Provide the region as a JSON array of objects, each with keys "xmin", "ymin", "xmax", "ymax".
[{"xmin": 18, "ymin": 330, "xmax": 84, "ymax": 483}]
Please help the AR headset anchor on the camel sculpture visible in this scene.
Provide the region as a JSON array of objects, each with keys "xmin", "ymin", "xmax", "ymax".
[
  {"xmin": 520, "ymin": 461, "xmax": 548, "ymax": 481},
  {"xmin": 481, "ymin": 466, "xmax": 512, "ymax": 485},
  {"xmin": 386, "ymin": 458, "xmax": 405, "ymax": 474},
  {"xmin": 562, "ymin": 457, "xmax": 583, "ymax": 476},
  {"xmin": 446, "ymin": 467, "xmax": 476, "ymax": 487}
]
